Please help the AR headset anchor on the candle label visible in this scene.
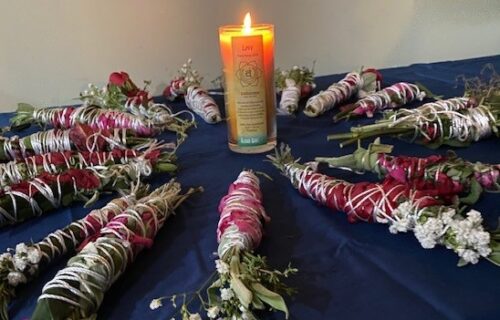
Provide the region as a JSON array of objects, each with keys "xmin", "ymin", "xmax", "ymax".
[{"xmin": 232, "ymin": 35, "xmax": 267, "ymax": 146}]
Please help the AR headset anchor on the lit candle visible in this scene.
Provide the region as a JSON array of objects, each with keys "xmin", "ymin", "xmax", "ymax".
[{"xmin": 219, "ymin": 13, "xmax": 277, "ymax": 153}]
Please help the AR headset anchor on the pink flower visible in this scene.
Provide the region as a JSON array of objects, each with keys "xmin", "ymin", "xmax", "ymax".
[{"xmin": 109, "ymin": 72, "xmax": 130, "ymax": 86}]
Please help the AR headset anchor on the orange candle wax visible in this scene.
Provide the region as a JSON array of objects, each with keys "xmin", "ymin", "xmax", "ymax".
[{"xmin": 219, "ymin": 13, "xmax": 277, "ymax": 153}]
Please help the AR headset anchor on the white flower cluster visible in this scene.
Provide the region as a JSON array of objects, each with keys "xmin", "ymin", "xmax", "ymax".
[
  {"xmin": 389, "ymin": 202, "xmax": 491, "ymax": 264},
  {"xmin": 149, "ymin": 298, "xmax": 163, "ymax": 310},
  {"xmin": 215, "ymin": 259, "xmax": 229, "ymax": 275},
  {"xmin": 188, "ymin": 313, "xmax": 202, "ymax": 320},
  {"xmin": 388, "ymin": 201, "xmax": 417, "ymax": 233},
  {"xmin": 1, "ymin": 243, "xmax": 43, "ymax": 287},
  {"xmin": 220, "ymin": 287, "xmax": 234, "ymax": 301},
  {"xmin": 448, "ymin": 210, "xmax": 491, "ymax": 264}
]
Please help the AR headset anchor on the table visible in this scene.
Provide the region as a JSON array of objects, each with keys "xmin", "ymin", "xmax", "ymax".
[{"xmin": 2, "ymin": 55, "xmax": 500, "ymax": 320}]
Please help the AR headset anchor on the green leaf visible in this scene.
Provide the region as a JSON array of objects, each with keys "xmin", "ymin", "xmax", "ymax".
[
  {"xmin": 229, "ymin": 255, "xmax": 252, "ymax": 308},
  {"xmin": 251, "ymin": 295, "xmax": 266, "ymax": 310},
  {"xmin": 251, "ymin": 282, "xmax": 289, "ymax": 319},
  {"xmin": 230, "ymin": 277, "xmax": 253, "ymax": 309},
  {"xmin": 486, "ymin": 253, "xmax": 500, "ymax": 267},
  {"xmin": 459, "ymin": 178, "xmax": 483, "ymax": 205},
  {"xmin": 207, "ymin": 279, "xmax": 222, "ymax": 305},
  {"xmin": 17, "ymin": 102, "xmax": 34, "ymax": 112}
]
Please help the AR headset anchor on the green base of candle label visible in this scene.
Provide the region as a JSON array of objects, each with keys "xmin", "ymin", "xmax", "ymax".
[{"xmin": 237, "ymin": 135, "xmax": 267, "ymax": 146}]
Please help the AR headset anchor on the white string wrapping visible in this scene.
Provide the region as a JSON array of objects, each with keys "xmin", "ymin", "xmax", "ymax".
[
  {"xmin": 37, "ymin": 183, "xmax": 180, "ymax": 316},
  {"xmin": 0, "ymin": 194, "xmax": 137, "ymax": 289},
  {"xmin": 0, "ymin": 147, "xmax": 147, "ymax": 187},
  {"xmin": 278, "ymin": 78, "xmax": 301, "ymax": 114},
  {"xmin": 217, "ymin": 171, "xmax": 268, "ymax": 258},
  {"xmin": 390, "ymin": 104, "xmax": 494, "ymax": 142},
  {"xmin": 284, "ymin": 163, "xmax": 435, "ymax": 224},
  {"xmin": 185, "ymin": 85, "xmax": 222, "ymax": 124},
  {"xmin": 0, "ymin": 161, "xmax": 153, "ymax": 226},
  {"xmin": 33, "ymin": 105, "xmax": 160, "ymax": 136},
  {"xmin": 0, "ymin": 175, "xmax": 74, "ymax": 226},
  {"xmin": 304, "ymin": 72, "xmax": 362, "ymax": 117},
  {"xmin": 353, "ymin": 82, "xmax": 426, "ymax": 117},
  {"xmin": 1, "ymin": 126, "xmax": 149, "ymax": 162}
]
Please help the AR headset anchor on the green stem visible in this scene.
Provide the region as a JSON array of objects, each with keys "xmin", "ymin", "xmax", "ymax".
[
  {"xmin": 333, "ymin": 104, "xmax": 357, "ymax": 122},
  {"xmin": 315, "ymin": 154, "xmax": 356, "ymax": 168},
  {"xmin": 327, "ymin": 132, "xmax": 357, "ymax": 141},
  {"xmin": 351, "ymin": 121, "xmax": 391, "ymax": 133}
]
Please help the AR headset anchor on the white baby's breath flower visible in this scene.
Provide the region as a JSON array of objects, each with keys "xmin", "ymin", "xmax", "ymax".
[
  {"xmin": 0, "ymin": 253, "xmax": 12, "ymax": 263},
  {"xmin": 466, "ymin": 209, "xmax": 482, "ymax": 224},
  {"xmin": 149, "ymin": 298, "xmax": 163, "ymax": 310},
  {"xmin": 478, "ymin": 245, "xmax": 492, "ymax": 257},
  {"xmin": 458, "ymin": 248, "xmax": 480, "ymax": 264},
  {"xmin": 215, "ymin": 259, "xmax": 229, "ymax": 274},
  {"xmin": 189, "ymin": 313, "xmax": 202, "ymax": 320},
  {"xmin": 292, "ymin": 65, "xmax": 299, "ymax": 70},
  {"xmin": 7, "ymin": 271, "xmax": 27, "ymax": 286},
  {"xmin": 207, "ymin": 306, "xmax": 220, "ymax": 318},
  {"xmin": 13, "ymin": 256, "xmax": 27, "ymax": 271},
  {"xmin": 441, "ymin": 208, "xmax": 456, "ymax": 225},
  {"xmin": 15, "ymin": 243, "xmax": 28, "ymax": 254},
  {"xmin": 414, "ymin": 217, "xmax": 445, "ymax": 249},
  {"xmin": 389, "ymin": 216, "xmax": 412, "ymax": 234},
  {"xmin": 27, "ymin": 248, "xmax": 41, "ymax": 264},
  {"xmin": 220, "ymin": 287, "xmax": 234, "ymax": 301}
]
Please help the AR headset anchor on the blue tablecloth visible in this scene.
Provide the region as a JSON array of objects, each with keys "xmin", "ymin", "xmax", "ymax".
[{"xmin": 2, "ymin": 55, "xmax": 500, "ymax": 320}]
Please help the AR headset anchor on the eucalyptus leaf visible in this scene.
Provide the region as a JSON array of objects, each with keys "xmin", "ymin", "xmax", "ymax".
[
  {"xmin": 251, "ymin": 295, "xmax": 266, "ymax": 310},
  {"xmin": 230, "ymin": 277, "xmax": 252, "ymax": 309},
  {"xmin": 251, "ymin": 282, "xmax": 289, "ymax": 319}
]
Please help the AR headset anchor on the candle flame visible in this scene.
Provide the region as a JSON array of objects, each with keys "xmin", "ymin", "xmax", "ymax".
[{"xmin": 243, "ymin": 12, "xmax": 252, "ymax": 34}]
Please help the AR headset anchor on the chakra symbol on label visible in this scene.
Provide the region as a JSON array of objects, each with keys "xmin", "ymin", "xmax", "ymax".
[{"xmin": 236, "ymin": 61, "xmax": 262, "ymax": 87}]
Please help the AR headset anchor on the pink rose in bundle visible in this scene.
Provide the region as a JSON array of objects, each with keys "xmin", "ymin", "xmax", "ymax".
[
  {"xmin": 109, "ymin": 71, "xmax": 150, "ymax": 104},
  {"xmin": 109, "ymin": 72, "xmax": 130, "ymax": 87},
  {"xmin": 50, "ymin": 107, "xmax": 76, "ymax": 129},
  {"xmin": 475, "ymin": 169, "xmax": 500, "ymax": 190},
  {"xmin": 65, "ymin": 169, "xmax": 101, "ymax": 190},
  {"xmin": 163, "ymin": 78, "xmax": 187, "ymax": 100},
  {"xmin": 300, "ymin": 83, "xmax": 314, "ymax": 99},
  {"xmin": 227, "ymin": 183, "xmax": 263, "ymax": 201},
  {"xmin": 379, "ymin": 154, "xmax": 447, "ymax": 183},
  {"xmin": 7, "ymin": 181, "xmax": 32, "ymax": 197},
  {"xmin": 69, "ymin": 124, "xmax": 107, "ymax": 152},
  {"xmin": 217, "ymin": 210, "xmax": 263, "ymax": 248},
  {"xmin": 362, "ymin": 68, "xmax": 383, "ymax": 87},
  {"xmin": 45, "ymin": 151, "xmax": 74, "ymax": 166},
  {"xmin": 126, "ymin": 89, "xmax": 151, "ymax": 107}
]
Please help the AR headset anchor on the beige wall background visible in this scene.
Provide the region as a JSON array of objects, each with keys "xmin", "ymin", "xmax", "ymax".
[{"xmin": 0, "ymin": 0, "xmax": 499, "ymax": 111}]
